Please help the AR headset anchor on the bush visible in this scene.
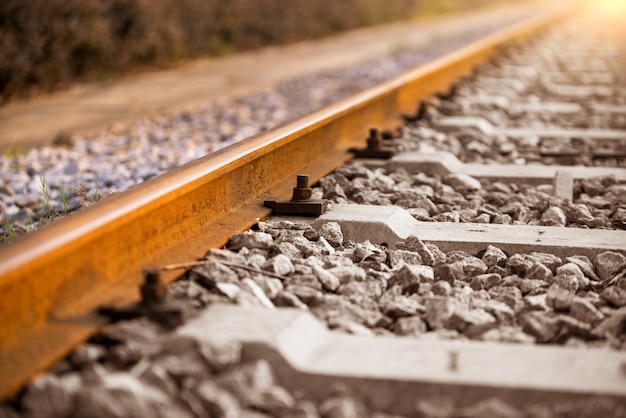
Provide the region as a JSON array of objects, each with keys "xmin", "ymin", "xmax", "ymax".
[{"xmin": 0, "ymin": 0, "xmax": 504, "ymax": 103}]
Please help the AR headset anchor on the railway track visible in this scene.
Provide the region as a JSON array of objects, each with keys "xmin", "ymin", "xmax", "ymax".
[{"xmin": 2, "ymin": 0, "xmax": 626, "ymax": 416}]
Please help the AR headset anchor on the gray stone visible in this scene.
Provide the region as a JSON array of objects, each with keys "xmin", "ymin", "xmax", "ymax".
[
  {"xmin": 272, "ymin": 291, "xmax": 308, "ymax": 309},
  {"xmin": 388, "ymin": 264, "xmax": 434, "ymax": 293},
  {"xmin": 433, "ymin": 211, "xmax": 461, "ymax": 223},
  {"xmin": 565, "ymin": 256, "xmax": 600, "ymax": 282},
  {"xmin": 454, "ymin": 397, "xmax": 524, "ymax": 418},
  {"xmin": 541, "ymin": 206, "xmax": 567, "ymax": 226},
  {"xmin": 392, "ymin": 316, "xmax": 428, "ymax": 336},
  {"xmin": 262, "ymin": 254, "xmax": 295, "ymax": 276},
  {"xmin": 444, "ymin": 173, "xmax": 482, "ymax": 192},
  {"xmin": 489, "ymin": 286, "xmax": 522, "ymax": 311},
  {"xmin": 396, "ymin": 235, "xmax": 435, "ymax": 266},
  {"xmin": 461, "ymin": 257, "xmax": 488, "ymax": 276},
  {"xmin": 70, "ymin": 343, "xmax": 107, "ymax": 368},
  {"xmin": 319, "ymin": 222, "xmax": 344, "ymax": 247},
  {"xmin": 554, "ymin": 263, "xmax": 587, "ymax": 291},
  {"xmin": 248, "ymin": 385, "xmax": 297, "ymax": 416},
  {"xmin": 469, "ymin": 273, "xmax": 502, "ymax": 291},
  {"xmin": 271, "ymin": 242, "xmax": 301, "ymax": 259},
  {"xmin": 241, "ymin": 278, "xmax": 275, "ymax": 309},
  {"xmin": 328, "ymin": 316, "xmax": 376, "ymax": 336},
  {"xmin": 251, "ymin": 276, "xmax": 283, "ymax": 300},
  {"xmin": 139, "ymin": 364, "xmax": 178, "ymax": 395},
  {"xmin": 103, "ymin": 317, "xmax": 163, "ymax": 346},
  {"xmin": 352, "ymin": 241, "xmax": 385, "ymax": 263},
  {"xmin": 565, "ymin": 203, "xmax": 597, "ymax": 226},
  {"xmin": 593, "ymin": 307, "xmax": 626, "ymax": 338},
  {"xmin": 445, "ymin": 307, "xmax": 496, "ymax": 335},
  {"xmin": 215, "ymin": 282, "xmax": 242, "ymax": 300},
  {"xmin": 546, "ymin": 283, "xmax": 575, "ymax": 311},
  {"xmin": 479, "ymin": 326, "xmax": 536, "ymax": 344},
  {"xmin": 481, "ymin": 245, "xmax": 507, "ymax": 268},
  {"xmin": 22, "ymin": 373, "xmax": 82, "ymax": 418},
  {"xmin": 315, "ymin": 236, "xmax": 336, "ymax": 256},
  {"xmin": 290, "ymin": 235, "xmax": 325, "ymax": 258},
  {"xmin": 288, "ymin": 273, "xmax": 321, "ymax": 289},
  {"xmin": 155, "ymin": 338, "xmax": 213, "ymax": 380},
  {"xmin": 594, "ymin": 251, "xmax": 626, "ymax": 282},
  {"xmin": 192, "ymin": 261, "xmax": 239, "ymax": 287},
  {"xmin": 216, "ymin": 360, "xmax": 275, "ymax": 406},
  {"xmin": 471, "ymin": 298, "xmax": 515, "ymax": 323},
  {"xmin": 387, "ymin": 249, "xmax": 422, "ymax": 268},
  {"xmin": 328, "ymin": 265, "xmax": 367, "ymax": 284},
  {"xmin": 519, "ymin": 311, "xmax": 561, "ymax": 343},
  {"xmin": 318, "ymin": 393, "xmax": 368, "ymax": 418},
  {"xmin": 505, "ymin": 254, "xmax": 534, "ymax": 277},
  {"xmin": 556, "ymin": 314, "xmax": 593, "ymax": 340},
  {"xmin": 524, "ymin": 293, "xmax": 548, "ymax": 311},
  {"xmin": 431, "ymin": 280, "xmax": 452, "ymax": 296},
  {"xmin": 601, "ymin": 286, "xmax": 626, "ymax": 307},
  {"xmin": 518, "ymin": 278, "xmax": 544, "ymax": 295},
  {"xmin": 285, "ymin": 285, "xmax": 323, "ymax": 304},
  {"xmin": 228, "ymin": 231, "xmax": 274, "ymax": 250},
  {"xmin": 528, "ymin": 252, "xmax": 562, "ymax": 273},
  {"xmin": 526, "ymin": 262, "xmax": 552, "ymax": 282},
  {"xmin": 570, "ymin": 297, "xmax": 604, "ymax": 324},
  {"xmin": 73, "ymin": 373, "xmax": 192, "ymax": 418},
  {"xmin": 433, "ymin": 261, "xmax": 465, "ymax": 285},
  {"xmin": 311, "ymin": 264, "xmax": 340, "ymax": 291},
  {"xmin": 193, "ymin": 379, "xmax": 242, "ymax": 418},
  {"xmin": 426, "ymin": 297, "xmax": 458, "ymax": 330},
  {"xmin": 379, "ymin": 292, "xmax": 426, "ymax": 318}
]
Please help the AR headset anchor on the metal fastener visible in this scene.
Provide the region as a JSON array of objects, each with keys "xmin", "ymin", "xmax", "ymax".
[
  {"xmin": 264, "ymin": 173, "xmax": 328, "ymax": 216},
  {"xmin": 349, "ymin": 127, "xmax": 394, "ymax": 159},
  {"xmin": 141, "ymin": 268, "xmax": 167, "ymax": 304},
  {"xmin": 366, "ymin": 128, "xmax": 382, "ymax": 150},
  {"xmin": 291, "ymin": 174, "xmax": 312, "ymax": 201}
]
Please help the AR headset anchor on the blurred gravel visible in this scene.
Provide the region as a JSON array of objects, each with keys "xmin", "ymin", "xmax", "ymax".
[
  {"xmin": 0, "ymin": 19, "xmax": 522, "ymax": 237},
  {"xmin": 4, "ymin": 219, "xmax": 625, "ymax": 417}
]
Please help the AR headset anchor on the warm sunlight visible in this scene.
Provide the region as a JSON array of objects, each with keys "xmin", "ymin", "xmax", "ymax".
[{"xmin": 596, "ymin": 0, "xmax": 626, "ymax": 18}]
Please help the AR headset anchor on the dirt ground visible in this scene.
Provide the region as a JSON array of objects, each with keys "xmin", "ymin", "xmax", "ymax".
[{"xmin": 0, "ymin": 1, "xmax": 554, "ymax": 153}]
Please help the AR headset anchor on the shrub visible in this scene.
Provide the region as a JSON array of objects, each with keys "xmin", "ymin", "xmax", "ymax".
[{"xmin": 0, "ymin": 0, "xmax": 507, "ymax": 103}]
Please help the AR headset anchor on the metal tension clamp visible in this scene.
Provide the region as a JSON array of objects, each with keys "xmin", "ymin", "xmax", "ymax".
[
  {"xmin": 264, "ymin": 174, "xmax": 328, "ymax": 216},
  {"xmin": 349, "ymin": 128, "xmax": 395, "ymax": 159}
]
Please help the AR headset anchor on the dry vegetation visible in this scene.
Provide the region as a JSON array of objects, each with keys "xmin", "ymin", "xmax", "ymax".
[{"xmin": 1, "ymin": 0, "xmax": 503, "ymax": 103}]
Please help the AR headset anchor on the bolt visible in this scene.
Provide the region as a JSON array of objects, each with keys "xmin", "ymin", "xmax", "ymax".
[
  {"xmin": 141, "ymin": 268, "xmax": 167, "ymax": 304},
  {"xmin": 367, "ymin": 128, "xmax": 382, "ymax": 150},
  {"xmin": 296, "ymin": 174, "xmax": 309, "ymax": 189},
  {"xmin": 291, "ymin": 174, "xmax": 312, "ymax": 201}
]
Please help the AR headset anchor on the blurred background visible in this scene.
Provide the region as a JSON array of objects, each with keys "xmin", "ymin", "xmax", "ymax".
[{"xmin": 0, "ymin": 0, "xmax": 516, "ymax": 104}]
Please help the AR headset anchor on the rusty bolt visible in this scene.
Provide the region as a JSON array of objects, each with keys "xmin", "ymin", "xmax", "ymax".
[
  {"xmin": 367, "ymin": 128, "xmax": 382, "ymax": 150},
  {"xmin": 141, "ymin": 268, "xmax": 167, "ymax": 304},
  {"xmin": 291, "ymin": 174, "xmax": 312, "ymax": 201}
]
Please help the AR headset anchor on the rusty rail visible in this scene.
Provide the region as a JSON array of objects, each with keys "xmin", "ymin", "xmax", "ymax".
[{"xmin": 0, "ymin": 1, "xmax": 583, "ymax": 400}]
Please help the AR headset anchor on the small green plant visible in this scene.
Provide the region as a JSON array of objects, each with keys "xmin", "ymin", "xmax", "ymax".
[
  {"xmin": 1, "ymin": 208, "xmax": 16, "ymax": 243},
  {"xmin": 59, "ymin": 185, "xmax": 69, "ymax": 215},
  {"xmin": 93, "ymin": 175, "xmax": 102, "ymax": 204},
  {"xmin": 37, "ymin": 175, "xmax": 53, "ymax": 218}
]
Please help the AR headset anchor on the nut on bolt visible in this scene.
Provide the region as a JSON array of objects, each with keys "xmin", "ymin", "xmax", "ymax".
[
  {"xmin": 263, "ymin": 173, "xmax": 327, "ymax": 216},
  {"xmin": 141, "ymin": 268, "xmax": 167, "ymax": 304},
  {"xmin": 366, "ymin": 128, "xmax": 383, "ymax": 150},
  {"xmin": 349, "ymin": 127, "xmax": 394, "ymax": 159},
  {"xmin": 291, "ymin": 174, "xmax": 312, "ymax": 201}
]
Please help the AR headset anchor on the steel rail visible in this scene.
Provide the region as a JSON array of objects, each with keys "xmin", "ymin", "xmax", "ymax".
[{"xmin": 0, "ymin": 2, "xmax": 583, "ymax": 400}]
